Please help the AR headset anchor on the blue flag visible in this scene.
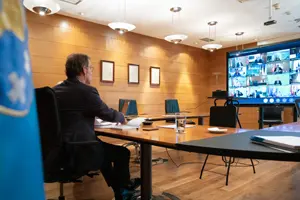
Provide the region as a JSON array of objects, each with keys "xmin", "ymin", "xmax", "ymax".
[{"xmin": 0, "ymin": 0, "xmax": 45, "ymax": 199}]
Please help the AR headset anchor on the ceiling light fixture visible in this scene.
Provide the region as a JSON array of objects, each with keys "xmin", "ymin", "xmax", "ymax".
[
  {"xmin": 23, "ymin": 0, "xmax": 60, "ymax": 16},
  {"xmin": 235, "ymin": 31, "xmax": 245, "ymax": 55},
  {"xmin": 235, "ymin": 32, "xmax": 244, "ymax": 36},
  {"xmin": 170, "ymin": 7, "xmax": 182, "ymax": 12},
  {"xmin": 108, "ymin": 0, "xmax": 136, "ymax": 34},
  {"xmin": 164, "ymin": 34, "xmax": 188, "ymax": 44},
  {"xmin": 202, "ymin": 21, "xmax": 222, "ymax": 52},
  {"xmin": 165, "ymin": 6, "xmax": 188, "ymax": 44}
]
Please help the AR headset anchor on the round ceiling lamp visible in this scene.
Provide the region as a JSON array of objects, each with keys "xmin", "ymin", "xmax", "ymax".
[
  {"xmin": 202, "ymin": 43, "xmax": 223, "ymax": 52},
  {"xmin": 108, "ymin": 22, "xmax": 136, "ymax": 34},
  {"xmin": 108, "ymin": 0, "xmax": 136, "ymax": 34},
  {"xmin": 202, "ymin": 21, "xmax": 222, "ymax": 52},
  {"xmin": 164, "ymin": 6, "xmax": 188, "ymax": 44},
  {"xmin": 23, "ymin": 0, "xmax": 60, "ymax": 16},
  {"xmin": 164, "ymin": 34, "xmax": 188, "ymax": 44}
]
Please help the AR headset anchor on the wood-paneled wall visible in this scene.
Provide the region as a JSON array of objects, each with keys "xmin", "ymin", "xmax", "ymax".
[
  {"xmin": 27, "ymin": 12, "xmax": 295, "ymax": 128},
  {"xmin": 207, "ymin": 44, "xmax": 295, "ymax": 129},
  {"xmin": 26, "ymin": 12, "xmax": 210, "ymax": 115}
]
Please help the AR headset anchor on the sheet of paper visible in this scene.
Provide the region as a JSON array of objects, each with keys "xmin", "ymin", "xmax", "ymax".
[
  {"xmin": 127, "ymin": 117, "xmax": 146, "ymax": 127},
  {"xmin": 254, "ymin": 136, "xmax": 300, "ymax": 148}
]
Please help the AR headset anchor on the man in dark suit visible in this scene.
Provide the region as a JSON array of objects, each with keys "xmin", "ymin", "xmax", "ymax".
[
  {"xmin": 53, "ymin": 54, "xmax": 139, "ymax": 200},
  {"xmin": 274, "ymin": 77, "xmax": 282, "ymax": 85}
]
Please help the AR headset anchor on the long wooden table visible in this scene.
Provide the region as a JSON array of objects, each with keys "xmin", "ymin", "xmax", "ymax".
[
  {"xmin": 96, "ymin": 122, "xmax": 300, "ymax": 199},
  {"xmin": 126, "ymin": 113, "xmax": 210, "ymax": 125},
  {"xmin": 95, "ymin": 125, "xmax": 247, "ymax": 199}
]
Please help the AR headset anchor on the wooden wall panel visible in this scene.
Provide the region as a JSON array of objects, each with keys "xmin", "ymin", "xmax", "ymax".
[{"xmin": 27, "ymin": 12, "xmax": 209, "ymax": 116}]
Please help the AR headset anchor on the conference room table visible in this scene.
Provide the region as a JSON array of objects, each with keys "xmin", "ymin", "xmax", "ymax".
[
  {"xmin": 95, "ymin": 125, "xmax": 247, "ymax": 199},
  {"xmin": 125, "ymin": 113, "xmax": 210, "ymax": 125},
  {"xmin": 95, "ymin": 122, "xmax": 300, "ymax": 199}
]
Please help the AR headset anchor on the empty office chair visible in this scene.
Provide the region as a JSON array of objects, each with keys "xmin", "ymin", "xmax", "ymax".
[
  {"xmin": 119, "ymin": 99, "xmax": 140, "ymax": 163},
  {"xmin": 35, "ymin": 87, "xmax": 100, "ymax": 200},
  {"xmin": 165, "ymin": 99, "xmax": 195, "ymax": 125},
  {"xmin": 119, "ymin": 99, "xmax": 138, "ymax": 116},
  {"xmin": 200, "ymin": 105, "xmax": 255, "ymax": 186},
  {"xmin": 263, "ymin": 106, "xmax": 283, "ymax": 127}
]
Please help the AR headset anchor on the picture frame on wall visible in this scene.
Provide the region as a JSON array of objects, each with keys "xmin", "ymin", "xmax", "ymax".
[
  {"xmin": 128, "ymin": 64, "xmax": 139, "ymax": 84},
  {"xmin": 150, "ymin": 66, "xmax": 160, "ymax": 86},
  {"xmin": 100, "ymin": 60, "xmax": 115, "ymax": 83}
]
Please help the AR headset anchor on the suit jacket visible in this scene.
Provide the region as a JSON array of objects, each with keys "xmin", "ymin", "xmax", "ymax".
[
  {"xmin": 274, "ymin": 80, "xmax": 282, "ymax": 85},
  {"xmin": 52, "ymin": 78, "xmax": 125, "ymax": 176}
]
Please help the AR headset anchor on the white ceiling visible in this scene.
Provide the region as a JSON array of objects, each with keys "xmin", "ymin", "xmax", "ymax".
[{"xmin": 57, "ymin": 0, "xmax": 300, "ymax": 48}]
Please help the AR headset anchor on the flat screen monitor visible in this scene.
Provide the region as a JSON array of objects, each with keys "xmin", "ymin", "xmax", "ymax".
[{"xmin": 227, "ymin": 40, "xmax": 300, "ymax": 105}]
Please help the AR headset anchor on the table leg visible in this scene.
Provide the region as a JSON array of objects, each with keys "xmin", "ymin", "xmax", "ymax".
[
  {"xmin": 258, "ymin": 107, "xmax": 264, "ymax": 129},
  {"xmin": 139, "ymin": 144, "xmax": 181, "ymax": 200},
  {"xmin": 293, "ymin": 106, "xmax": 298, "ymax": 122},
  {"xmin": 140, "ymin": 143, "xmax": 152, "ymax": 200},
  {"xmin": 198, "ymin": 117, "xmax": 204, "ymax": 125}
]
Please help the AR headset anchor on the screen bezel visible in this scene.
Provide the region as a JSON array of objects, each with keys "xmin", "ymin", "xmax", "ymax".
[{"xmin": 226, "ymin": 39, "xmax": 300, "ymax": 106}]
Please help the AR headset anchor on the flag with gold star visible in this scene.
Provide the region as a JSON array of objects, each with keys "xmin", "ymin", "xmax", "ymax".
[{"xmin": 0, "ymin": 0, "xmax": 45, "ymax": 199}]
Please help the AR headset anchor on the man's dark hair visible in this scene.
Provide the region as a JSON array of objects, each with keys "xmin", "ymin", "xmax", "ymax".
[{"xmin": 65, "ymin": 53, "xmax": 90, "ymax": 78}]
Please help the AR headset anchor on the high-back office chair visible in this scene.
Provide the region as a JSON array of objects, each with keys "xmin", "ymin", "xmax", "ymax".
[
  {"xmin": 200, "ymin": 105, "xmax": 256, "ymax": 186},
  {"xmin": 119, "ymin": 99, "xmax": 138, "ymax": 116},
  {"xmin": 35, "ymin": 87, "xmax": 99, "ymax": 200},
  {"xmin": 263, "ymin": 106, "xmax": 283, "ymax": 127},
  {"xmin": 119, "ymin": 99, "xmax": 140, "ymax": 163},
  {"xmin": 165, "ymin": 99, "xmax": 195, "ymax": 125}
]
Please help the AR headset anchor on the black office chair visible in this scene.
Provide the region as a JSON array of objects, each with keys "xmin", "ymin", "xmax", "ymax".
[
  {"xmin": 199, "ymin": 105, "xmax": 256, "ymax": 186},
  {"xmin": 263, "ymin": 106, "xmax": 283, "ymax": 127},
  {"xmin": 35, "ymin": 87, "xmax": 100, "ymax": 200}
]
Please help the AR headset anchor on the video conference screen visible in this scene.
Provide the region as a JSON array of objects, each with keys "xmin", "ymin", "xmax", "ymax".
[{"xmin": 227, "ymin": 40, "xmax": 300, "ymax": 105}]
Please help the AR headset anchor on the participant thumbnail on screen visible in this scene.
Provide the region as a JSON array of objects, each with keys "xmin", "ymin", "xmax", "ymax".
[
  {"xmin": 266, "ymin": 61, "xmax": 289, "ymax": 74},
  {"xmin": 247, "ymin": 75, "xmax": 267, "ymax": 86},
  {"xmin": 228, "ymin": 87, "xmax": 248, "ymax": 98},
  {"xmin": 247, "ymin": 63, "xmax": 266, "ymax": 76},
  {"xmin": 228, "ymin": 67, "xmax": 247, "ymax": 77},
  {"xmin": 290, "ymin": 47, "xmax": 300, "ymax": 60},
  {"xmin": 268, "ymin": 85, "xmax": 291, "ymax": 97},
  {"xmin": 291, "ymin": 84, "xmax": 300, "ymax": 97},
  {"xmin": 291, "ymin": 73, "xmax": 300, "ymax": 84},
  {"xmin": 290, "ymin": 60, "xmax": 300, "ymax": 72},
  {"xmin": 228, "ymin": 56, "xmax": 248, "ymax": 68},
  {"xmin": 247, "ymin": 86, "xmax": 267, "ymax": 98},
  {"xmin": 267, "ymin": 74, "xmax": 290, "ymax": 86},
  {"xmin": 247, "ymin": 53, "xmax": 266, "ymax": 64},
  {"xmin": 229, "ymin": 77, "xmax": 247, "ymax": 88},
  {"xmin": 267, "ymin": 49, "xmax": 290, "ymax": 63}
]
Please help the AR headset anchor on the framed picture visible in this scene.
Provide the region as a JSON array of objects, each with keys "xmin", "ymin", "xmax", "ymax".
[
  {"xmin": 100, "ymin": 60, "xmax": 115, "ymax": 83},
  {"xmin": 128, "ymin": 64, "xmax": 139, "ymax": 84},
  {"xmin": 150, "ymin": 66, "xmax": 160, "ymax": 86}
]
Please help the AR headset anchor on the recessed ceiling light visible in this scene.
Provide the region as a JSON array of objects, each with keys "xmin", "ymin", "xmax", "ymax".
[
  {"xmin": 170, "ymin": 7, "xmax": 182, "ymax": 12},
  {"xmin": 208, "ymin": 21, "xmax": 217, "ymax": 26},
  {"xmin": 235, "ymin": 32, "xmax": 244, "ymax": 36}
]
